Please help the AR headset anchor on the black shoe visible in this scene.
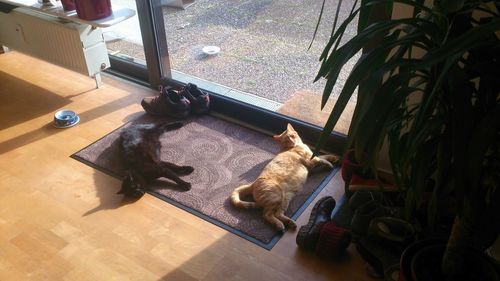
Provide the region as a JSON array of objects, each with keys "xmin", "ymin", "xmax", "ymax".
[
  {"xmin": 180, "ymin": 83, "xmax": 210, "ymax": 115},
  {"xmin": 141, "ymin": 85, "xmax": 190, "ymax": 118},
  {"xmin": 296, "ymin": 196, "xmax": 336, "ymax": 251}
]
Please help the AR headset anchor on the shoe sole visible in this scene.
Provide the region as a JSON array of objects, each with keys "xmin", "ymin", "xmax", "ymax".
[
  {"xmin": 142, "ymin": 106, "xmax": 190, "ymax": 119},
  {"xmin": 296, "ymin": 196, "xmax": 335, "ymax": 251}
]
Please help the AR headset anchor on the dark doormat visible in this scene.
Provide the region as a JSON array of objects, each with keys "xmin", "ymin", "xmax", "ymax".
[{"xmin": 71, "ymin": 114, "xmax": 338, "ymax": 250}]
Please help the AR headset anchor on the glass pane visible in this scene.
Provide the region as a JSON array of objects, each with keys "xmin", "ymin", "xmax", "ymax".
[
  {"xmin": 105, "ymin": 0, "xmax": 146, "ymax": 65},
  {"xmin": 163, "ymin": 0, "xmax": 358, "ymax": 134}
]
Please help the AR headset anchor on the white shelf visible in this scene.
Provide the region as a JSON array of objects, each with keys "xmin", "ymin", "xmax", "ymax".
[{"xmin": 0, "ymin": 0, "xmax": 136, "ymax": 27}]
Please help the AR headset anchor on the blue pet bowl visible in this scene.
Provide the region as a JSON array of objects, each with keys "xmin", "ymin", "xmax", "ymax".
[{"xmin": 54, "ymin": 109, "xmax": 80, "ymax": 128}]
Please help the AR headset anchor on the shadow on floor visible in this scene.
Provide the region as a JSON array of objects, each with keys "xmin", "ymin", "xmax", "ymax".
[
  {"xmin": 82, "ymin": 170, "xmax": 139, "ymax": 216},
  {"xmin": 153, "ymin": 226, "xmax": 361, "ymax": 281},
  {"xmin": 0, "ymin": 70, "xmax": 72, "ymax": 131},
  {"xmin": 0, "ymin": 70, "xmax": 141, "ymax": 155}
]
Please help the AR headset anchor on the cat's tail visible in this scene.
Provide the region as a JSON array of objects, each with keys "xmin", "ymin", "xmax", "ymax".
[{"xmin": 231, "ymin": 184, "xmax": 257, "ymax": 209}]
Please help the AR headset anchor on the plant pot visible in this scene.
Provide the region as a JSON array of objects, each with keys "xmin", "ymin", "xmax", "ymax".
[
  {"xmin": 399, "ymin": 239, "xmax": 500, "ymax": 281},
  {"xmin": 341, "ymin": 149, "xmax": 368, "ymax": 197},
  {"xmin": 341, "ymin": 149, "xmax": 365, "ymax": 183},
  {"xmin": 75, "ymin": 0, "xmax": 112, "ymax": 20},
  {"xmin": 341, "ymin": 149, "xmax": 399, "ymax": 200}
]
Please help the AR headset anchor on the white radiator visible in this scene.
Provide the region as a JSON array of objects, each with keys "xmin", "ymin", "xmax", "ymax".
[{"xmin": 0, "ymin": 7, "xmax": 109, "ymax": 77}]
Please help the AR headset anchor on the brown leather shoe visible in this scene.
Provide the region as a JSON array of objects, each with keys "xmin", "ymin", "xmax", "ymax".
[
  {"xmin": 296, "ymin": 196, "xmax": 336, "ymax": 251},
  {"xmin": 141, "ymin": 85, "xmax": 190, "ymax": 118},
  {"xmin": 179, "ymin": 83, "xmax": 210, "ymax": 115}
]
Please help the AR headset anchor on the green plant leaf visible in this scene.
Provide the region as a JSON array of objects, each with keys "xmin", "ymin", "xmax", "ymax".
[
  {"xmin": 308, "ymin": 0, "xmax": 334, "ymax": 50},
  {"xmin": 405, "ymin": 188, "xmax": 416, "ymax": 220},
  {"xmin": 415, "ymin": 18, "xmax": 500, "ymax": 69},
  {"xmin": 354, "ymin": 85, "xmax": 417, "ymax": 166},
  {"xmin": 407, "ymin": 56, "xmax": 460, "ymax": 163},
  {"xmin": 412, "ymin": 138, "xmax": 438, "ymax": 209},
  {"xmin": 318, "ymin": 18, "xmax": 435, "ymax": 108},
  {"xmin": 315, "ymin": 0, "xmax": 500, "ymax": 242},
  {"xmin": 437, "ymin": 0, "xmax": 465, "ymax": 14},
  {"xmin": 466, "ymin": 105, "xmax": 500, "ymax": 203},
  {"xmin": 318, "ymin": 5, "xmax": 361, "ymax": 62}
]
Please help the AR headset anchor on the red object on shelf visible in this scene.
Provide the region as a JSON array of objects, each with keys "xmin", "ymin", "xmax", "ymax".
[
  {"xmin": 75, "ymin": 0, "xmax": 112, "ymax": 20},
  {"xmin": 61, "ymin": 0, "xmax": 76, "ymax": 11}
]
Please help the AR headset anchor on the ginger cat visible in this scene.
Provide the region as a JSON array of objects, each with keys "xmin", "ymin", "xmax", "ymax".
[{"xmin": 230, "ymin": 124, "xmax": 338, "ymax": 232}]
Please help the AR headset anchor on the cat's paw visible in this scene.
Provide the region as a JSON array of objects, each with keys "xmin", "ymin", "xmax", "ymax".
[
  {"xmin": 315, "ymin": 159, "xmax": 333, "ymax": 171},
  {"xmin": 275, "ymin": 222, "xmax": 286, "ymax": 233},
  {"xmin": 322, "ymin": 160, "xmax": 334, "ymax": 169},
  {"xmin": 178, "ymin": 181, "xmax": 192, "ymax": 191},
  {"xmin": 178, "ymin": 166, "xmax": 194, "ymax": 175},
  {"xmin": 324, "ymin": 155, "xmax": 340, "ymax": 164},
  {"xmin": 286, "ymin": 221, "xmax": 297, "ymax": 231}
]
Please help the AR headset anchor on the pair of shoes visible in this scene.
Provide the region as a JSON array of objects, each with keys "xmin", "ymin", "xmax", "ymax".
[
  {"xmin": 141, "ymin": 83, "xmax": 209, "ymax": 118},
  {"xmin": 296, "ymin": 196, "xmax": 353, "ymax": 259}
]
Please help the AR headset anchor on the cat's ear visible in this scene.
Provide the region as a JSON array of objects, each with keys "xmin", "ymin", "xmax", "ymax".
[
  {"xmin": 272, "ymin": 135, "xmax": 280, "ymax": 142},
  {"xmin": 287, "ymin": 123, "xmax": 296, "ymax": 132}
]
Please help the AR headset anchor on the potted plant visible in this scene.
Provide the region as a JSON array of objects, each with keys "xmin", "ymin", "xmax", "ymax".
[{"xmin": 312, "ymin": 0, "xmax": 500, "ymax": 280}]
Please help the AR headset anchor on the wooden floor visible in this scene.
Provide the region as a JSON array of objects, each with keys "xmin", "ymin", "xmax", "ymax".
[{"xmin": 0, "ymin": 52, "xmax": 371, "ymax": 281}]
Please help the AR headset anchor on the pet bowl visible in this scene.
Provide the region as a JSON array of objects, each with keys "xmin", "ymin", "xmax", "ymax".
[
  {"xmin": 53, "ymin": 109, "xmax": 80, "ymax": 128},
  {"xmin": 202, "ymin": 46, "xmax": 220, "ymax": 55}
]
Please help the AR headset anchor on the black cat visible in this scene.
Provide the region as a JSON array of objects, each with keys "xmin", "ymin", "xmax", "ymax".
[{"xmin": 117, "ymin": 122, "xmax": 194, "ymax": 198}]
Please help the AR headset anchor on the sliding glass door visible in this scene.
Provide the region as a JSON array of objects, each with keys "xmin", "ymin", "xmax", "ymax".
[{"xmin": 109, "ymin": 0, "xmax": 357, "ymax": 153}]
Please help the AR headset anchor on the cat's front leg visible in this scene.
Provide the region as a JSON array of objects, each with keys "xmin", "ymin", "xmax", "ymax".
[
  {"xmin": 319, "ymin": 154, "xmax": 339, "ymax": 165},
  {"xmin": 176, "ymin": 166, "xmax": 194, "ymax": 175},
  {"xmin": 159, "ymin": 167, "xmax": 192, "ymax": 190},
  {"xmin": 160, "ymin": 161, "xmax": 194, "ymax": 176},
  {"xmin": 307, "ymin": 156, "xmax": 334, "ymax": 172}
]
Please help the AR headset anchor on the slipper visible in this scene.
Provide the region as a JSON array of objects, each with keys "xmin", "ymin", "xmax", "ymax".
[
  {"xmin": 356, "ymin": 236, "xmax": 401, "ymax": 279},
  {"xmin": 367, "ymin": 217, "xmax": 415, "ymax": 251}
]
